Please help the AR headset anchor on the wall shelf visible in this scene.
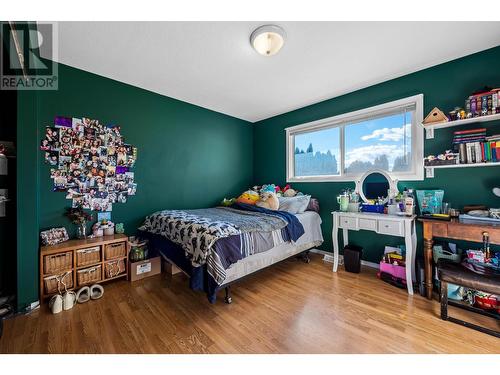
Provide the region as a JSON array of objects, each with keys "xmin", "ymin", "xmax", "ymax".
[
  {"xmin": 422, "ymin": 113, "xmax": 500, "ymax": 139},
  {"xmin": 425, "ymin": 161, "xmax": 500, "ymax": 178}
]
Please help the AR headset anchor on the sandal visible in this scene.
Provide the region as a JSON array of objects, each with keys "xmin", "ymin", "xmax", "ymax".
[
  {"xmin": 90, "ymin": 284, "xmax": 104, "ymax": 300},
  {"xmin": 76, "ymin": 286, "xmax": 91, "ymax": 303}
]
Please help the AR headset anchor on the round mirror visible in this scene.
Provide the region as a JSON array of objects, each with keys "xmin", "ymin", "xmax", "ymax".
[{"xmin": 356, "ymin": 170, "xmax": 398, "ymax": 204}]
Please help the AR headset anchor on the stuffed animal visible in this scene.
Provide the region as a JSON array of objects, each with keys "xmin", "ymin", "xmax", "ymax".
[
  {"xmin": 256, "ymin": 191, "xmax": 279, "ymax": 211},
  {"xmin": 261, "ymin": 184, "xmax": 276, "ymax": 194},
  {"xmin": 221, "ymin": 197, "xmax": 236, "ymax": 206},
  {"xmin": 236, "ymin": 190, "xmax": 259, "ymax": 205},
  {"xmin": 283, "ymin": 188, "xmax": 297, "ymax": 197}
]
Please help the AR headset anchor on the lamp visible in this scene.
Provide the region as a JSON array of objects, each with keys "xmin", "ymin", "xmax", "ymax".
[{"xmin": 250, "ymin": 25, "xmax": 286, "ymax": 56}]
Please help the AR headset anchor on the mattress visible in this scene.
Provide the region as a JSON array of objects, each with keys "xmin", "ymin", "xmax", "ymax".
[{"xmin": 222, "ymin": 211, "xmax": 323, "ymax": 284}]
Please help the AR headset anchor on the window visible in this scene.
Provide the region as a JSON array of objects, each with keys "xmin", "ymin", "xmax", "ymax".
[{"xmin": 286, "ymin": 95, "xmax": 424, "ymax": 182}]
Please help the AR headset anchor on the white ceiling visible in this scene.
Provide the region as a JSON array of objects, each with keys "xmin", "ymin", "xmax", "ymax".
[{"xmin": 46, "ymin": 22, "xmax": 500, "ymax": 122}]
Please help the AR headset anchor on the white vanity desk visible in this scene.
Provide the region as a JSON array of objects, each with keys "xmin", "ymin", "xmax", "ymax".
[
  {"xmin": 331, "ymin": 169, "xmax": 418, "ymax": 295},
  {"xmin": 332, "ymin": 211, "xmax": 417, "ymax": 294},
  {"xmin": 331, "ymin": 211, "xmax": 417, "ymax": 295}
]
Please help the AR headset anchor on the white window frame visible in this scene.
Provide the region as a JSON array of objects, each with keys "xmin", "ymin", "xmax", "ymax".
[{"xmin": 285, "ymin": 94, "xmax": 424, "ymax": 182}]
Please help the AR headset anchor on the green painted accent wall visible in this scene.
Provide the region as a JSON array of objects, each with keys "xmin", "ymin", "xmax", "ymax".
[
  {"xmin": 253, "ymin": 46, "xmax": 500, "ymax": 262},
  {"xmin": 17, "ymin": 62, "xmax": 253, "ymax": 309}
]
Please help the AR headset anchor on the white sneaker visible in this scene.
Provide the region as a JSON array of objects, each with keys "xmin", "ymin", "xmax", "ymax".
[
  {"xmin": 62, "ymin": 291, "xmax": 76, "ymax": 311},
  {"xmin": 49, "ymin": 295, "xmax": 63, "ymax": 314}
]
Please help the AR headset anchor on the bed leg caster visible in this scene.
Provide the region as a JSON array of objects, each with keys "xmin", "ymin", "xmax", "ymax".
[
  {"xmin": 299, "ymin": 251, "xmax": 310, "ymax": 263},
  {"xmin": 224, "ymin": 287, "xmax": 232, "ymax": 304}
]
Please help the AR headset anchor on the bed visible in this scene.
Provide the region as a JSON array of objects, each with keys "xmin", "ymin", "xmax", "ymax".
[{"xmin": 137, "ymin": 202, "xmax": 323, "ymax": 303}]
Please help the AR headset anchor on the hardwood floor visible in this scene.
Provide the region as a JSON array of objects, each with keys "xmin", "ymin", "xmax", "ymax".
[{"xmin": 1, "ymin": 253, "xmax": 498, "ymax": 353}]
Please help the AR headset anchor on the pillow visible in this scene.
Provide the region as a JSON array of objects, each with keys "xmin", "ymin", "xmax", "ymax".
[
  {"xmin": 278, "ymin": 195, "xmax": 311, "ymax": 214},
  {"xmin": 306, "ymin": 197, "xmax": 320, "ymax": 213}
]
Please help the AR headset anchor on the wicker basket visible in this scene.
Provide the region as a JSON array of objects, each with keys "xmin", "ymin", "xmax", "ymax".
[
  {"xmin": 77, "ymin": 265, "xmax": 102, "ymax": 286},
  {"xmin": 104, "ymin": 242, "xmax": 127, "ymax": 260},
  {"xmin": 43, "ymin": 271, "xmax": 73, "ymax": 294},
  {"xmin": 105, "ymin": 259, "xmax": 126, "ymax": 279},
  {"xmin": 43, "ymin": 251, "xmax": 73, "ymax": 274},
  {"xmin": 76, "ymin": 246, "xmax": 101, "ymax": 267}
]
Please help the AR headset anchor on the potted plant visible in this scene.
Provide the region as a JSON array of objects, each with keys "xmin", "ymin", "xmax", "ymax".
[{"xmin": 64, "ymin": 207, "xmax": 93, "ymax": 239}]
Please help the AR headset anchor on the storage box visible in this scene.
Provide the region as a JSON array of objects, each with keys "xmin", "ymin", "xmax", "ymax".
[
  {"xmin": 129, "ymin": 256, "xmax": 161, "ymax": 281},
  {"xmin": 77, "ymin": 265, "xmax": 102, "ymax": 286},
  {"xmin": 104, "ymin": 241, "xmax": 127, "ymax": 260},
  {"xmin": 361, "ymin": 203, "xmax": 385, "ymax": 213},
  {"xmin": 379, "ymin": 261, "xmax": 406, "ymax": 281},
  {"xmin": 163, "ymin": 259, "xmax": 182, "ymax": 276}
]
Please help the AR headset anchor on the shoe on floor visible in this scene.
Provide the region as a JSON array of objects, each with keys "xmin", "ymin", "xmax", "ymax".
[
  {"xmin": 76, "ymin": 286, "xmax": 90, "ymax": 304},
  {"xmin": 49, "ymin": 294, "xmax": 63, "ymax": 314},
  {"xmin": 90, "ymin": 284, "xmax": 104, "ymax": 300},
  {"xmin": 62, "ymin": 291, "xmax": 76, "ymax": 310}
]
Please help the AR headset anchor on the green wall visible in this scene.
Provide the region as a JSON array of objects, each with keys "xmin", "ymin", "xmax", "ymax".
[
  {"xmin": 253, "ymin": 46, "xmax": 500, "ymax": 262},
  {"xmin": 17, "ymin": 62, "xmax": 253, "ymax": 309}
]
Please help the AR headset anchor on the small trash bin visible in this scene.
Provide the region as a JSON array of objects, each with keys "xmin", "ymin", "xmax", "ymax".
[{"xmin": 344, "ymin": 244, "xmax": 363, "ymax": 273}]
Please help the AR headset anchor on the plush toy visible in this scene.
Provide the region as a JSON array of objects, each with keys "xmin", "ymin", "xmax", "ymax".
[
  {"xmin": 256, "ymin": 191, "xmax": 279, "ymax": 210},
  {"xmin": 221, "ymin": 197, "xmax": 236, "ymax": 206},
  {"xmin": 283, "ymin": 188, "xmax": 297, "ymax": 197},
  {"xmin": 236, "ymin": 190, "xmax": 259, "ymax": 205},
  {"xmin": 260, "ymin": 184, "xmax": 276, "ymax": 194}
]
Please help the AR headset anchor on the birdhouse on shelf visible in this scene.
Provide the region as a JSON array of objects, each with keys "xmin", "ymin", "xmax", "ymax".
[{"xmin": 423, "ymin": 107, "xmax": 448, "ymax": 125}]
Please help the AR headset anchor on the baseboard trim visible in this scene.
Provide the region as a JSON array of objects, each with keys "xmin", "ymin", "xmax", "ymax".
[{"xmin": 310, "ymin": 249, "xmax": 378, "ymax": 270}]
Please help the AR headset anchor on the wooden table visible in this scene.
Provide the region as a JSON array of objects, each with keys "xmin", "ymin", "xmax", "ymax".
[
  {"xmin": 419, "ymin": 218, "xmax": 500, "ymax": 299},
  {"xmin": 332, "ymin": 211, "xmax": 417, "ymax": 295}
]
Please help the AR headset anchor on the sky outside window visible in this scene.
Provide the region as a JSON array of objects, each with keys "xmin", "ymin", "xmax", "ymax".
[{"xmin": 292, "ymin": 111, "xmax": 413, "ymax": 177}]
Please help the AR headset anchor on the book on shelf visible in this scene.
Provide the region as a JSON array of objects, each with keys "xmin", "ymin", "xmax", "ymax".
[
  {"xmin": 456, "ymin": 140, "xmax": 500, "ymax": 164},
  {"xmin": 466, "ymin": 89, "xmax": 500, "ymax": 116},
  {"xmin": 453, "ymin": 128, "xmax": 487, "ymax": 135}
]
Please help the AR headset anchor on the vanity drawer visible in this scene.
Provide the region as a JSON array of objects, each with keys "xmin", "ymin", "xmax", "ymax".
[
  {"xmin": 338, "ymin": 215, "xmax": 358, "ymax": 230},
  {"xmin": 359, "ymin": 218, "xmax": 377, "ymax": 231},
  {"xmin": 378, "ymin": 220, "xmax": 403, "ymax": 236}
]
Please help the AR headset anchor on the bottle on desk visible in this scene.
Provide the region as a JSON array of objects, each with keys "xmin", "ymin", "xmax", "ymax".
[{"xmin": 403, "ymin": 188, "xmax": 415, "ymax": 216}]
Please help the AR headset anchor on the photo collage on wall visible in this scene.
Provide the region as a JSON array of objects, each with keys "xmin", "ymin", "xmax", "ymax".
[{"xmin": 40, "ymin": 116, "xmax": 138, "ymax": 211}]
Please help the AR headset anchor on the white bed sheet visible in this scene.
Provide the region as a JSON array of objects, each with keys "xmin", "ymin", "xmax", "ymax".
[{"xmin": 222, "ymin": 211, "xmax": 324, "ymax": 285}]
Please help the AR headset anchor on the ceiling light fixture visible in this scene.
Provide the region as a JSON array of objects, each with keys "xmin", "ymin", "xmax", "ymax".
[{"xmin": 250, "ymin": 25, "xmax": 286, "ymax": 56}]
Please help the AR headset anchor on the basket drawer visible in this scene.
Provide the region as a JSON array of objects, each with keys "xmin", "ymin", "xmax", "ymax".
[
  {"xmin": 43, "ymin": 271, "xmax": 73, "ymax": 294},
  {"xmin": 43, "ymin": 251, "xmax": 73, "ymax": 274},
  {"xmin": 104, "ymin": 242, "xmax": 127, "ymax": 260},
  {"xmin": 105, "ymin": 259, "xmax": 126, "ymax": 279},
  {"xmin": 76, "ymin": 246, "xmax": 101, "ymax": 267},
  {"xmin": 77, "ymin": 265, "xmax": 102, "ymax": 286}
]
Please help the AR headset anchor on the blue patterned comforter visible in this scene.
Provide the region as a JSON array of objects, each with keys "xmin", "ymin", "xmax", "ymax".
[{"xmin": 138, "ymin": 204, "xmax": 304, "ymax": 285}]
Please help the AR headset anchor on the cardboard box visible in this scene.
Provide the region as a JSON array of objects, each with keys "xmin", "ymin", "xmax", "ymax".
[
  {"xmin": 163, "ymin": 259, "xmax": 182, "ymax": 276},
  {"xmin": 129, "ymin": 256, "xmax": 161, "ymax": 281}
]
